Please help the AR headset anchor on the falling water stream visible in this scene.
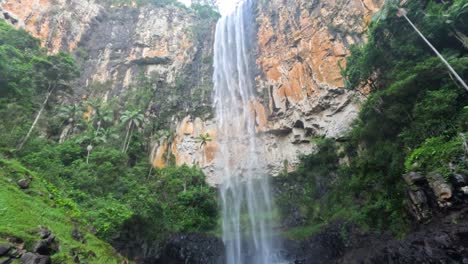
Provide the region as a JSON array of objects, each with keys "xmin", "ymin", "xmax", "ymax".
[{"xmin": 213, "ymin": 0, "xmax": 281, "ymax": 263}]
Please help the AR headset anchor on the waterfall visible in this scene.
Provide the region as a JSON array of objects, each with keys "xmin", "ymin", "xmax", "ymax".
[{"xmin": 213, "ymin": 0, "xmax": 280, "ymax": 263}]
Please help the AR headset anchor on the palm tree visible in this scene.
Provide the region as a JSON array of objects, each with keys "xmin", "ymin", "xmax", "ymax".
[
  {"xmin": 195, "ymin": 133, "xmax": 212, "ymax": 148},
  {"xmin": 58, "ymin": 104, "xmax": 82, "ymax": 125},
  {"xmin": 76, "ymin": 129, "xmax": 108, "ymax": 164},
  {"xmin": 58, "ymin": 104, "xmax": 83, "ymax": 142},
  {"xmin": 86, "ymin": 99, "xmax": 113, "ymax": 131},
  {"xmin": 120, "ymin": 109, "xmax": 144, "ymax": 153},
  {"xmin": 98, "ymin": 127, "xmax": 119, "ymax": 143},
  {"xmin": 77, "ymin": 127, "xmax": 117, "ymax": 163},
  {"xmin": 195, "ymin": 133, "xmax": 212, "ymax": 166}
]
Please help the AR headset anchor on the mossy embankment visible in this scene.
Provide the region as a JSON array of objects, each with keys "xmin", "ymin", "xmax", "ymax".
[{"xmin": 0, "ymin": 157, "xmax": 128, "ymax": 263}]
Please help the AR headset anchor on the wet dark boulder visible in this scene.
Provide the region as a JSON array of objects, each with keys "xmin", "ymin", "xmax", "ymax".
[
  {"xmin": 20, "ymin": 252, "xmax": 51, "ymax": 264},
  {"xmin": 33, "ymin": 228, "xmax": 58, "ymax": 256},
  {"xmin": 283, "ymin": 209, "xmax": 468, "ymax": 264},
  {"xmin": 155, "ymin": 234, "xmax": 225, "ymax": 264},
  {"xmin": 16, "ymin": 178, "xmax": 31, "ymax": 189},
  {"xmin": 282, "ymin": 222, "xmax": 355, "ymax": 264},
  {"xmin": 338, "ymin": 215, "xmax": 468, "ymax": 263},
  {"xmin": 71, "ymin": 227, "xmax": 84, "ymax": 243},
  {"xmin": 38, "ymin": 227, "xmax": 51, "ymax": 240},
  {"xmin": 0, "ymin": 245, "xmax": 11, "ymax": 256},
  {"xmin": 111, "ymin": 215, "xmax": 162, "ymax": 263}
]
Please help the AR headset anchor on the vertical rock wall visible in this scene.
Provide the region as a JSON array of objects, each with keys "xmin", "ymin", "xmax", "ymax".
[
  {"xmin": 1, "ymin": 0, "xmax": 218, "ymax": 177},
  {"xmin": 0, "ymin": 0, "xmax": 102, "ymax": 53},
  {"xmin": 0, "ymin": 0, "xmax": 383, "ymax": 183},
  {"xmin": 1, "ymin": 0, "xmax": 215, "ymax": 97},
  {"xmin": 252, "ymin": 0, "xmax": 383, "ymax": 175}
]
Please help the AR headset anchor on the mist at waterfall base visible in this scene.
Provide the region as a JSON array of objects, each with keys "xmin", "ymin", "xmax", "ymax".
[{"xmin": 213, "ymin": 0, "xmax": 284, "ymax": 263}]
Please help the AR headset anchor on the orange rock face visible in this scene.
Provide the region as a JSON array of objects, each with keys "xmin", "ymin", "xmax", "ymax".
[
  {"xmin": 1, "ymin": 0, "xmax": 101, "ymax": 53},
  {"xmin": 255, "ymin": 0, "xmax": 383, "ymax": 137},
  {"xmin": 151, "ymin": 116, "xmax": 218, "ymax": 174},
  {"xmin": 251, "ymin": 99, "xmax": 268, "ymax": 132},
  {"xmin": 152, "ymin": 141, "xmax": 168, "ymax": 168}
]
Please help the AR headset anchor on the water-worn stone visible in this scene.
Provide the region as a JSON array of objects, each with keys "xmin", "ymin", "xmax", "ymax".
[
  {"xmin": 453, "ymin": 173, "xmax": 468, "ymax": 187},
  {"xmin": 462, "ymin": 186, "xmax": 468, "ymax": 195},
  {"xmin": 0, "ymin": 245, "xmax": 10, "ymax": 257},
  {"xmin": 20, "ymin": 252, "xmax": 51, "ymax": 264},
  {"xmin": 16, "ymin": 179, "xmax": 30, "ymax": 189},
  {"xmin": 428, "ymin": 171, "xmax": 453, "ymax": 205},
  {"xmin": 38, "ymin": 227, "xmax": 51, "ymax": 239},
  {"xmin": 71, "ymin": 227, "xmax": 84, "ymax": 242},
  {"xmin": 403, "ymin": 171, "xmax": 425, "ymax": 185},
  {"xmin": 281, "ymin": 213, "xmax": 468, "ymax": 264},
  {"xmin": 33, "ymin": 235, "xmax": 57, "ymax": 256}
]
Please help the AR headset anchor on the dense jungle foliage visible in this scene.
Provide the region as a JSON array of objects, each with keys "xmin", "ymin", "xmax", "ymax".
[
  {"xmin": 275, "ymin": 0, "xmax": 468, "ymax": 238},
  {"xmin": 0, "ymin": 18, "xmax": 218, "ymax": 258}
]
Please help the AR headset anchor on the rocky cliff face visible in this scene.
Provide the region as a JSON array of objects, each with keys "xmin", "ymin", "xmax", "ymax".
[
  {"xmin": 0, "ymin": 0, "xmax": 382, "ymax": 183},
  {"xmin": 1, "ymin": 0, "xmax": 215, "ymax": 99},
  {"xmin": 255, "ymin": 0, "xmax": 382, "ymax": 136},
  {"xmin": 0, "ymin": 0, "xmax": 102, "ymax": 53},
  {"xmin": 252, "ymin": 0, "xmax": 382, "ymax": 175},
  {"xmin": 1, "ymin": 0, "xmax": 218, "ymax": 178}
]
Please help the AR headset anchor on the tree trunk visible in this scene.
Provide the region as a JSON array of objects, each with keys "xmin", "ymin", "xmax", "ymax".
[
  {"xmin": 122, "ymin": 122, "xmax": 131, "ymax": 152},
  {"xmin": 147, "ymin": 165, "xmax": 154, "ymax": 180},
  {"xmin": 59, "ymin": 123, "xmax": 73, "ymax": 143},
  {"xmin": 461, "ymin": 133, "xmax": 468, "ymax": 156},
  {"xmin": 124, "ymin": 126, "xmax": 134, "ymax": 153},
  {"xmin": 18, "ymin": 85, "xmax": 54, "ymax": 150},
  {"xmin": 401, "ymin": 12, "xmax": 468, "ymax": 92},
  {"xmin": 86, "ymin": 150, "xmax": 91, "ymax": 164}
]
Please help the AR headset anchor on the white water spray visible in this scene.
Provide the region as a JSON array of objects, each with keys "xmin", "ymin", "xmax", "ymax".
[{"xmin": 213, "ymin": 0, "xmax": 281, "ymax": 263}]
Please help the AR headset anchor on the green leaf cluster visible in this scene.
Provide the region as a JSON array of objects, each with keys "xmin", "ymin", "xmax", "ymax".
[
  {"xmin": 277, "ymin": 0, "xmax": 468, "ymax": 238},
  {"xmin": 0, "ymin": 19, "xmax": 219, "ymax": 253}
]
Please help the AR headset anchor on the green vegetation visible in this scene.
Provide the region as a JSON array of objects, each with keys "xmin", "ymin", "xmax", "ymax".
[
  {"xmin": 196, "ymin": 133, "xmax": 212, "ymax": 147},
  {"xmin": 19, "ymin": 139, "xmax": 218, "ymax": 242},
  {"xmin": 0, "ymin": 17, "xmax": 218, "ymax": 261},
  {"xmin": 0, "ymin": 157, "xmax": 126, "ymax": 263},
  {"xmin": 405, "ymin": 135, "xmax": 466, "ymax": 178},
  {"xmin": 276, "ymin": 0, "xmax": 467, "ymax": 238},
  {"xmin": 100, "ymin": 0, "xmax": 186, "ymax": 8},
  {"xmin": 191, "ymin": 3, "xmax": 221, "ymax": 20},
  {"xmin": 99, "ymin": 0, "xmax": 221, "ymax": 20}
]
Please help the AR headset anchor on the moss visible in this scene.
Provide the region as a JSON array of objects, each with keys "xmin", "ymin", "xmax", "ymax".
[
  {"xmin": 281, "ymin": 223, "xmax": 326, "ymax": 241},
  {"xmin": 0, "ymin": 157, "xmax": 127, "ymax": 263},
  {"xmin": 405, "ymin": 135, "xmax": 466, "ymax": 178}
]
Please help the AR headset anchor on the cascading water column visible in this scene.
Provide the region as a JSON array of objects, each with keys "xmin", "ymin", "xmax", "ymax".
[{"xmin": 213, "ymin": 0, "xmax": 279, "ymax": 263}]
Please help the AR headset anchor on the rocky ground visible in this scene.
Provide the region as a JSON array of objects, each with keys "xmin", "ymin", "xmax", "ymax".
[
  {"xmin": 154, "ymin": 168, "xmax": 468, "ymax": 264},
  {"xmin": 1, "ymin": 227, "xmax": 61, "ymax": 264},
  {"xmin": 284, "ymin": 215, "xmax": 468, "ymax": 264},
  {"xmin": 151, "ymin": 214, "xmax": 468, "ymax": 264}
]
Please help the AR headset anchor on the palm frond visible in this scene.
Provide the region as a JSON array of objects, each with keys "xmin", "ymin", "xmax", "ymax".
[{"xmin": 455, "ymin": 31, "xmax": 468, "ymax": 49}]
